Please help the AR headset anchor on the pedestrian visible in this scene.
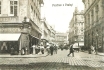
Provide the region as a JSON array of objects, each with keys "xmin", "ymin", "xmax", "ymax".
[
  {"xmin": 91, "ymin": 45, "xmax": 95, "ymax": 53},
  {"xmin": 21, "ymin": 48, "xmax": 25, "ymax": 55},
  {"xmin": 40, "ymin": 44, "xmax": 44, "ymax": 54},
  {"xmin": 46, "ymin": 45, "xmax": 50, "ymax": 55},
  {"xmin": 50, "ymin": 44, "xmax": 54, "ymax": 55},
  {"xmin": 67, "ymin": 44, "xmax": 74, "ymax": 57},
  {"xmin": 25, "ymin": 46, "xmax": 28, "ymax": 55},
  {"xmin": 37, "ymin": 45, "xmax": 40, "ymax": 54},
  {"xmin": 35, "ymin": 45, "xmax": 39, "ymax": 54},
  {"xmin": 11, "ymin": 47, "xmax": 14, "ymax": 55},
  {"xmin": 54, "ymin": 45, "xmax": 57, "ymax": 54},
  {"xmin": 32, "ymin": 44, "xmax": 36, "ymax": 54}
]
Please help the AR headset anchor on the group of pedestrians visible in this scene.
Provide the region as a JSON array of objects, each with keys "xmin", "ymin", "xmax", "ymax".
[
  {"xmin": 31, "ymin": 43, "xmax": 58, "ymax": 55},
  {"xmin": 32, "ymin": 44, "xmax": 45, "ymax": 55},
  {"xmin": 46, "ymin": 44, "xmax": 58, "ymax": 56}
]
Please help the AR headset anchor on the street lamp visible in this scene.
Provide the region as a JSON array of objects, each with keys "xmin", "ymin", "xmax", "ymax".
[{"xmin": 96, "ymin": 32, "xmax": 98, "ymax": 55}]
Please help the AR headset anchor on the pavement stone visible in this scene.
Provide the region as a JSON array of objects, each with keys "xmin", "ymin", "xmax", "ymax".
[{"xmin": 0, "ymin": 50, "xmax": 103, "ymax": 70}]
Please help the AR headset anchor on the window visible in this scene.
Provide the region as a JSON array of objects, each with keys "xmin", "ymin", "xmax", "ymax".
[
  {"xmin": 10, "ymin": 1, "xmax": 18, "ymax": 16},
  {"xmin": 31, "ymin": 5, "xmax": 33, "ymax": 11},
  {"xmin": 88, "ymin": 14, "xmax": 90, "ymax": 25},
  {"xmin": 91, "ymin": 10, "xmax": 94, "ymax": 25},
  {"xmin": 0, "ymin": 1, "xmax": 1, "ymax": 14},
  {"xmin": 96, "ymin": 5, "xmax": 99, "ymax": 21}
]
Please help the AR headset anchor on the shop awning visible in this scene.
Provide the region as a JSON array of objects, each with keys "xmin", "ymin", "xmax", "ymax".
[{"xmin": 0, "ymin": 33, "xmax": 21, "ymax": 41}]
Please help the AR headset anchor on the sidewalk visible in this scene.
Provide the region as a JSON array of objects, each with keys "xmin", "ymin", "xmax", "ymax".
[
  {"xmin": 98, "ymin": 53, "xmax": 104, "ymax": 56},
  {"xmin": 83, "ymin": 51, "xmax": 104, "ymax": 56},
  {"xmin": 0, "ymin": 53, "xmax": 48, "ymax": 58}
]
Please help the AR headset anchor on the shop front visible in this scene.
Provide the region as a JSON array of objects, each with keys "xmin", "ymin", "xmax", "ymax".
[
  {"xmin": 29, "ymin": 35, "xmax": 40, "ymax": 54},
  {"xmin": 0, "ymin": 33, "xmax": 21, "ymax": 55}
]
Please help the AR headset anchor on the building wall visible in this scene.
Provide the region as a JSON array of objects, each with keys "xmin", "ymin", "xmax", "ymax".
[
  {"xmin": 50, "ymin": 26, "xmax": 56, "ymax": 43},
  {"xmin": 82, "ymin": 0, "xmax": 104, "ymax": 52},
  {"xmin": 41, "ymin": 18, "xmax": 49, "ymax": 46},
  {"xmin": 27, "ymin": 0, "xmax": 41, "ymax": 26},
  {"xmin": 0, "ymin": 0, "xmax": 43, "ymax": 54},
  {"xmin": 68, "ymin": 7, "xmax": 84, "ymax": 46}
]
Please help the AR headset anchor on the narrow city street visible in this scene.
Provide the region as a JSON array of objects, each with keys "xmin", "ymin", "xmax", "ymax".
[{"xmin": 0, "ymin": 49, "xmax": 104, "ymax": 70}]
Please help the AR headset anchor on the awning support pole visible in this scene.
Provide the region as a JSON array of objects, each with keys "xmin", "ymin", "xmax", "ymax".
[{"xmin": 19, "ymin": 39, "xmax": 21, "ymax": 55}]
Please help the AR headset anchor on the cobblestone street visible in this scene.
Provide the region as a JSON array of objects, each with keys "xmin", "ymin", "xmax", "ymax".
[{"xmin": 0, "ymin": 50, "xmax": 104, "ymax": 70}]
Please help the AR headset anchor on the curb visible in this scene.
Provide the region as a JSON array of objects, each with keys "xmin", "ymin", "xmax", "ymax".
[{"xmin": 0, "ymin": 54, "xmax": 48, "ymax": 58}]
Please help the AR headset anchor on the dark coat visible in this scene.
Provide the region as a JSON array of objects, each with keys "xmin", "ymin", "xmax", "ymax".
[
  {"xmin": 50, "ymin": 46, "xmax": 54, "ymax": 51},
  {"xmin": 70, "ymin": 45, "xmax": 74, "ymax": 53}
]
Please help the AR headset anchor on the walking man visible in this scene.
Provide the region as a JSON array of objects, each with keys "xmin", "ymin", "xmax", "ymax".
[{"xmin": 67, "ymin": 44, "xmax": 74, "ymax": 57}]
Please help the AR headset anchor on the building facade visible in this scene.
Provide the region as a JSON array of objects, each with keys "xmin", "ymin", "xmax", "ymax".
[
  {"xmin": 55, "ymin": 32, "xmax": 68, "ymax": 46},
  {"xmin": 41, "ymin": 18, "xmax": 56, "ymax": 47},
  {"xmin": 49, "ymin": 26, "xmax": 56, "ymax": 44},
  {"xmin": 82, "ymin": 0, "xmax": 104, "ymax": 52},
  {"xmin": 68, "ymin": 7, "xmax": 84, "ymax": 48},
  {"xmin": 0, "ymin": 0, "xmax": 43, "ymax": 55},
  {"xmin": 41, "ymin": 18, "xmax": 49, "ymax": 47}
]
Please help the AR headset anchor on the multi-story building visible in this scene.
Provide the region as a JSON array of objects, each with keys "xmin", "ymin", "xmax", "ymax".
[
  {"xmin": 0, "ymin": 0, "xmax": 43, "ymax": 55},
  {"xmin": 41, "ymin": 18, "xmax": 49, "ymax": 47},
  {"xmin": 41, "ymin": 18, "xmax": 56, "ymax": 47},
  {"xmin": 49, "ymin": 26, "xmax": 56, "ymax": 44},
  {"xmin": 55, "ymin": 32, "xmax": 68, "ymax": 46},
  {"xmin": 82, "ymin": 0, "xmax": 104, "ymax": 52},
  {"xmin": 68, "ymin": 7, "xmax": 84, "ymax": 48}
]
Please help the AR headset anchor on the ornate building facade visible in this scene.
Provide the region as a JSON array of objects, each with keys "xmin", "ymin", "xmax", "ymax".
[
  {"xmin": 0, "ymin": 0, "xmax": 43, "ymax": 55},
  {"xmin": 68, "ymin": 7, "xmax": 84, "ymax": 48},
  {"xmin": 82, "ymin": 0, "xmax": 104, "ymax": 52},
  {"xmin": 41, "ymin": 18, "xmax": 49, "ymax": 47}
]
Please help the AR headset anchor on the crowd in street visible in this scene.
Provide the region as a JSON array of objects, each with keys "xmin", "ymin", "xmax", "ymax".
[{"xmin": 31, "ymin": 43, "xmax": 58, "ymax": 56}]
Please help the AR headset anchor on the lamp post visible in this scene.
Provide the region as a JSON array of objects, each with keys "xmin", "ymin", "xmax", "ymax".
[{"xmin": 96, "ymin": 32, "xmax": 98, "ymax": 55}]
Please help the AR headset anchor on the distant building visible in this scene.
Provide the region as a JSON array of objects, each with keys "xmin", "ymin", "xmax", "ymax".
[
  {"xmin": 49, "ymin": 26, "xmax": 56, "ymax": 44},
  {"xmin": 55, "ymin": 32, "xmax": 68, "ymax": 46},
  {"xmin": 0, "ymin": 0, "xmax": 44, "ymax": 55},
  {"xmin": 68, "ymin": 7, "xmax": 84, "ymax": 48},
  {"xmin": 41, "ymin": 18, "xmax": 56, "ymax": 47}
]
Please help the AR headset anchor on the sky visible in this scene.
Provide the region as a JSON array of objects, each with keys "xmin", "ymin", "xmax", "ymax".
[{"xmin": 41, "ymin": 0, "xmax": 84, "ymax": 33}]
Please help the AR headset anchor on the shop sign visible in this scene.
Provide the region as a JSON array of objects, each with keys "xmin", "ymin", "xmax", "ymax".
[
  {"xmin": 0, "ymin": 17, "xmax": 17, "ymax": 22},
  {"xmin": 0, "ymin": 28, "xmax": 21, "ymax": 33}
]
